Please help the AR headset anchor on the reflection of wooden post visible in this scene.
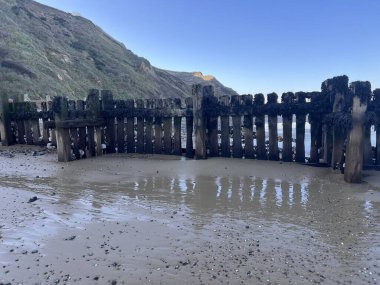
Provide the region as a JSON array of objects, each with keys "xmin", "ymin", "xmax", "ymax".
[
  {"xmin": 173, "ymin": 98, "xmax": 182, "ymax": 156},
  {"xmin": 193, "ymin": 84, "xmax": 209, "ymax": 159},
  {"xmin": 0, "ymin": 94, "xmax": 13, "ymax": 146},
  {"xmin": 242, "ymin": 95, "xmax": 254, "ymax": 159},
  {"xmin": 231, "ymin": 95, "xmax": 242, "ymax": 158},
  {"xmin": 102, "ymin": 90, "xmax": 116, "ymax": 154},
  {"xmin": 53, "ymin": 97, "xmax": 72, "ymax": 162},
  {"xmin": 295, "ymin": 92, "xmax": 306, "ymax": 163},
  {"xmin": 374, "ymin": 89, "xmax": 380, "ymax": 165},
  {"xmin": 344, "ymin": 81, "xmax": 371, "ymax": 183},
  {"xmin": 281, "ymin": 92, "xmax": 293, "ymax": 162},
  {"xmin": 185, "ymin": 97, "xmax": 193, "ymax": 158},
  {"xmin": 220, "ymin": 96, "xmax": 230, "ymax": 157},
  {"xmin": 267, "ymin": 93, "xmax": 279, "ymax": 161},
  {"xmin": 254, "ymin": 94, "xmax": 266, "ymax": 160}
]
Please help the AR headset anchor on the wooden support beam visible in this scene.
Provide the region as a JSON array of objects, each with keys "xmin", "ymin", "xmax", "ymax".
[
  {"xmin": 254, "ymin": 94, "xmax": 266, "ymax": 160},
  {"xmin": 281, "ymin": 92, "xmax": 294, "ymax": 162},
  {"xmin": 0, "ymin": 94, "xmax": 13, "ymax": 146},
  {"xmin": 48, "ymin": 101, "xmax": 57, "ymax": 146},
  {"xmin": 153, "ymin": 99, "xmax": 163, "ymax": 154},
  {"xmin": 68, "ymin": 100, "xmax": 80, "ymax": 159},
  {"xmin": 53, "ymin": 97, "xmax": 72, "ymax": 162},
  {"xmin": 163, "ymin": 99, "xmax": 172, "ymax": 154},
  {"xmin": 295, "ymin": 92, "xmax": 306, "ymax": 163},
  {"xmin": 126, "ymin": 99, "xmax": 135, "ymax": 153},
  {"xmin": 220, "ymin": 96, "xmax": 230, "ymax": 158},
  {"xmin": 101, "ymin": 90, "xmax": 116, "ymax": 154},
  {"xmin": 185, "ymin": 97, "xmax": 194, "ymax": 158},
  {"xmin": 193, "ymin": 84, "xmax": 209, "ymax": 159},
  {"xmin": 86, "ymin": 89, "xmax": 100, "ymax": 157},
  {"xmin": 76, "ymin": 100, "xmax": 86, "ymax": 158},
  {"xmin": 267, "ymin": 93, "xmax": 279, "ymax": 161},
  {"xmin": 116, "ymin": 100, "xmax": 126, "ymax": 153},
  {"xmin": 242, "ymin": 95, "xmax": 254, "ymax": 159},
  {"xmin": 144, "ymin": 99, "xmax": 153, "ymax": 154},
  {"xmin": 136, "ymin": 99, "xmax": 145, "ymax": 154},
  {"xmin": 173, "ymin": 98, "xmax": 182, "ymax": 156},
  {"xmin": 344, "ymin": 81, "xmax": 371, "ymax": 183},
  {"xmin": 207, "ymin": 95, "xmax": 219, "ymax": 157},
  {"xmin": 231, "ymin": 95, "xmax": 242, "ymax": 158}
]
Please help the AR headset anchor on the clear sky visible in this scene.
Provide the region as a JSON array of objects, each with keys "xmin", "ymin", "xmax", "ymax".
[{"xmin": 35, "ymin": 0, "xmax": 380, "ymax": 95}]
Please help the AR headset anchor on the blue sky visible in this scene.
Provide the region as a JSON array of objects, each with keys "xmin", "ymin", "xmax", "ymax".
[{"xmin": 35, "ymin": 0, "xmax": 380, "ymax": 95}]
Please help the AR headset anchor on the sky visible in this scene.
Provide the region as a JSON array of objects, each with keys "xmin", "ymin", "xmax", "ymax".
[{"xmin": 35, "ymin": 0, "xmax": 380, "ymax": 95}]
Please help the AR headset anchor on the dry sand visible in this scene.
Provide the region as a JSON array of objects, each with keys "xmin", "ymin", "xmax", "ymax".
[{"xmin": 0, "ymin": 145, "xmax": 379, "ymax": 284}]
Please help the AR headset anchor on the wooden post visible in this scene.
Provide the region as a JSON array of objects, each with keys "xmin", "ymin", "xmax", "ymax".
[
  {"xmin": 30, "ymin": 102, "xmax": 40, "ymax": 145},
  {"xmin": 295, "ymin": 92, "xmax": 306, "ymax": 163},
  {"xmin": 309, "ymin": 92, "xmax": 322, "ymax": 163},
  {"xmin": 220, "ymin": 95, "xmax": 230, "ymax": 158},
  {"xmin": 0, "ymin": 94, "xmax": 13, "ymax": 145},
  {"xmin": 242, "ymin": 95, "xmax": 254, "ymax": 159},
  {"xmin": 24, "ymin": 102, "xmax": 34, "ymax": 145},
  {"xmin": 173, "ymin": 98, "xmax": 182, "ymax": 156},
  {"xmin": 254, "ymin": 93, "xmax": 266, "ymax": 160},
  {"xmin": 86, "ymin": 89, "xmax": 100, "ymax": 157},
  {"xmin": 267, "ymin": 93, "xmax": 279, "ymax": 161},
  {"xmin": 115, "ymin": 100, "xmax": 126, "ymax": 153},
  {"xmin": 68, "ymin": 100, "xmax": 80, "ymax": 159},
  {"xmin": 344, "ymin": 81, "xmax": 371, "ymax": 183},
  {"xmin": 322, "ymin": 123, "xmax": 333, "ymax": 165},
  {"xmin": 13, "ymin": 102, "xmax": 26, "ymax": 144},
  {"xmin": 207, "ymin": 95, "xmax": 219, "ymax": 157},
  {"xmin": 193, "ymin": 84, "xmax": 209, "ymax": 159},
  {"xmin": 363, "ymin": 125, "xmax": 372, "ymax": 165},
  {"xmin": 41, "ymin": 101, "xmax": 49, "ymax": 144},
  {"xmin": 145, "ymin": 99, "xmax": 153, "ymax": 154},
  {"xmin": 126, "ymin": 99, "xmax": 135, "ymax": 153},
  {"xmin": 185, "ymin": 97, "xmax": 194, "ymax": 158},
  {"xmin": 76, "ymin": 100, "xmax": 86, "ymax": 157},
  {"xmin": 153, "ymin": 99, "xmax": 163, "ymax": 154},
  {"xmin": 136, "ymin": 99, "xmax": 145, "ymax": 153},
  {"xmin": 47, "ymin": 101, "xmax": 57, "ymax": 146},
  {"xmin": 374, "ymin": 89, "xmax": 380, "ymax": 165},
  {"xmin": 53, "ymin": 97, "xmax": 72, "ymax": 162},
  {"xmin": 281, "ymin": 92, "xmax": 294, "ymax": 162},
  {"xmin": 163, "ymin": 99, "xmax": 173, "ymax": 154},
  {"xmin": 231, "ymin": 95, "xmax": 242, "ymax": 158},
  {"xmin": 101, "ymin": 90, "xmax": 115, "ymax": 154}
]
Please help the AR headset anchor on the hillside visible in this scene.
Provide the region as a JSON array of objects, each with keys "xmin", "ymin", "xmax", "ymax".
[{"xmin": 0, "ymin": 0, "xmax": 238, "ymax": 100}]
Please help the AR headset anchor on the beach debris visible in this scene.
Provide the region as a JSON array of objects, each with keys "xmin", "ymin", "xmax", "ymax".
[
  {"xmin": 28, "ymin": 196, "xmax": 38, "ymax": 203},
  {"xmin": 65, "ymin": 235, "xmax": 76, "ymax": 241}
]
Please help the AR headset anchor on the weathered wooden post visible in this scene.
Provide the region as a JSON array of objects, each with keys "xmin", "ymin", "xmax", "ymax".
[
  {"xmin": 254, "ymin": 93, "xmax": 266, "ymax": 160},
  {"xmin": 308, "ymin": 92, "xmax": 323, "ymax": 163},
  {"xmin": 101, "ymin": 90, "xmax": 116, "ymax": 154},
  {"xmin": 322, "ymin": 76, "xmax": 349, "ymax": 168},
  {"xmin": 136, "ymin": 99, "xmax": 145, "ymax": 153},
  {"xmin": 24, "ymin": 102, "xmax": 34, "ymax": 145},
  {"xmin": 145, "ymin": 99, "xmax": 154, "ymax": 154},
  {"xmin": 185, "ymin": 97, "xmax": 194, "ymax": 158},
  {"xmin": 30, "ymin": 102, "xmax": 40, "ymax": 145},
  {"xmin": 163, "ymin": 99, "xmax": 173, "ymax": 154},
  {"xmin": 53, "ymin": 97, "xmax": 72, "ymax": 162},
  {"xmin": 173, "ymin": 98, "xmax": 182, "ymax": 156},
  {"xmin": 76, "ymin": 100, "xmax": 86, "ymax": 157},
  {"xmin": 153, "ymin": 99, "xmax": 163, "ymax": 154},
  {"xmin": 363, "ymin": 124, "xmax": 373, "ymax": 166},
  {"xmin": 193, "ymin": 84, "xmax": 209, "ymax": 159},
  {"xmin": 344, "ymin": 81, "xmax": 371, "ymax": 183},
  {"xmin": 47, "ymin": 101, "xmax": 57, "ymax": 146},
  {"xmin": 41, "ymin": 101, "xmax": 50, "ymax": 144},
  {"xmin": 231, "ymin": 95, "xmax": 242, "ymax": 158},
  {"xmin": 281, "ymin": 92, "xmax": 294, "ymax": 162},
  {"xmin": 207, "ymin": 95, "xmax": 219, "ymax": 157},
  {"xmin": 0, "ymin": 94, "xmax": 13, "ymax": 145},
  {"xmin": 68, "ymin": 100, "xmax": 80, "ymax": 159},
  {"xmin": 242, "ymin": 95, "xmax": 254, "ymax": 159},
  {"xmin": 115, "ymin": 100, "xmax": 126, "ymax": 153},
  {"xmin": 126, "ymin": 99, "xmax": 135, "ymax": 153},
  {"xmin": 374, "ymin": 89, "xmax": 380, "ymax": 165},
  {"xmin": 220, "ymin": 95, "xmax": 231, "ymax": 157},
  {"xmin": 295, "ymin": 92, "xmax": 306, "ymax": 163},
  {"xmin": 267, "ymin": 93, "xmax": 279, "ymax": 161},
  {"xmin": 86, "ymin": 89, "xmax": 100, "ymax": 157}
]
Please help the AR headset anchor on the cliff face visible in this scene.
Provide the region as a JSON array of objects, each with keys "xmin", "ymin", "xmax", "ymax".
[{"xmin": 0, "ymin": 0, "xmax": 238, "ymax": 99}]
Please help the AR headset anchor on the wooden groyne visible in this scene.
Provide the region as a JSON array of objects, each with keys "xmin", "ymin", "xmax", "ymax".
[{"xmin": 0, "ymin": 76, "xmax": 379, "ymax": 183}]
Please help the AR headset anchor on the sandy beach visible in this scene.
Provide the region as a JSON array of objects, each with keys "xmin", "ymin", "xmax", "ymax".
[{"xmin": 0, "ymin": 145, "xmax": 379, "ymax": 284}]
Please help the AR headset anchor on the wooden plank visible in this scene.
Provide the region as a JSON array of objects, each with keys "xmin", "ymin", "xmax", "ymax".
[
  {"xmin": 295, "ymin": 92, "xmax": 306, "ymax": 163},
  {"xmin": 154, "ymin": 99, "xmax": 163, "ymax": 154},
  {"xmin": 0, "ymin": 95, "xmax": 13, "ymax": 146},
  {"xmin": 173, "ymin": 98, "xmax": 182, "ymax": 156},
  {"xmin": 231, "ymin": 95, "xmax": 242, "ymax": 158},
  {"xmin": 281, "ymin": 92, "xmax": 294, "ymax": 162},
  {"xmin": 185, "ymin": 97, "xmax": 194, "ymax": 158},
  {"xmin": 136, "ymin": 99, "xmax": 145, "ymax": 153},
  {"xmin": 13, "ymin": 102, "xmax": 26, "ymax": 144},
  {"xmin": 101, "ymin": 90, "xmax": 116, "ymax": 153},
  {"xmin": 86, "ymin": 89, "xmax": 100, "ymax": 157},
  {"xmin": 207, "ymin": 95, "xmax": 219, "ymax": 157},
  {"xmin": 144, "ymin": 99, "xmax": 153, "ymax": 154},
  {"xmin": 68, "ymin": 100, "xmax": 80, "ymax": 159},
  {"xmin": 53, "ymin": 97, "xmax": 72, "ymax": 162},
  {"xmin": 242, "ymin": 95, "xmax": 254, "ymax": 159},
  {"xmin": 344, "ymin": 81, "xmax": 371, "ymax": 183},
  {"xmin": 254, "ymin": 94, "xmax": 266, "ymax": 160},
  {"xmin": 193, "ymin": 84, "xmax": 208, "ymax": 159},
  {"xmin": 76, "ymin": 100, "xmax": 86, "ymax": 158},
  {"xmin": 126, "ymin": 99, "xmax": 135, "ymax": 153},
  {"xmin": 47, "ymin": 101, "xmax": 57, "ymax": 146},
  {"xmin": 363, "ymin": 125, "xmax": 372, "ymax": 165},
  {"xmin": 163, "ymin": 99, "xmax": 173, "ymax": 154},
  {"xmin": 116, "ymin": 100, "xmax": 126, "ymax": 153},
  {"xmin": 267, "ymin": 93, "xmax": 279, "ymax": 161},
  {"xmin": 220, "ymin": 95, "xmax": 230, "ymax": 158},
  {"xmin": 41, "ymin": 101, "xmax": 49, "ymax": 144},
  {"xmin": 322, "ymin": 122, "xmax": 332, "ymax": 165}
]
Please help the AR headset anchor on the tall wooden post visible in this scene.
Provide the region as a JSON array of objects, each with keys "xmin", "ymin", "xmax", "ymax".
[
  {"xmin": 295, "ymin": 92, "xmax": 306, "ymax": 163},
  {"xmin": 14, "ymin": 102, "xmax": 26, "ymax": 144},
  {"xmin": 242, "ymin": 95, "xmax": 254, "ymax": 159},
  {"xmin": 163, "ymin": 99, "xmax": 173, "ymax": 154},
  {"xmin": 136, "ymin": 99, "xmax": 145, "ymax": 154},
  {"xmin": 173, "ymin": 98, "xmax": 182, "ymax": 156},
  {"xmin": 193, "ymin": 84, "xmax": 209, "ymax": 159},
  {"xmin": 363, "ymin": 124, "xmax": 373, "ymax": 165},
  {"xmin": 344, "ymin": 81, "xmax": 371, "ymax": 183},
  {"xmin": 267, "ymin": 93, "xmax": 279, "ymax": 161},
  {"xmin": 115, "ymin": 100, "xmax": 126, "ymax": 153},
  {"xmin": 153, "ymin": 99, "xmax": 163, "ymax": 154},
  {"xmin": 41, "ymin": 101, "xmax": 50, "ymax": 144},
  {"xmin": 126, "ymin": 99, "xmax": 135, "ymax": 153},
  {"xmin": 220, "ymin": 95, "xmax": 230, "ymax": 158},
  {"xmin": 53, "ymin": 97, "xmax": 72, "ymax": 162},
  {"xmin": 76, "ymin": 100, "xmax": 86, "ymax": 157},
  {"xmin": 101, "ymin": 90, "xmax": 116, "ymax": 154},
  {"xmin": 309, "ymin": 92, "xmax": 322, "ymax": 163},
  {"xmin": 231, "ymin": 95, "xmax": 242, "ymax": 158},
  {"xmin": 0, "ymin": 94, "xmax": 13, "ymax": 146},
  {"xmin": 86, "ymin": 89, "xmax": 100, "ymax": 157},
  {"xmin": 48, "ymin": 101, "xmax": 57, "ymax": 146},
  {"xmin": 185, "ymin": 97, "xmax": 194, "ymax": 158},
  {"xmin": 24, "ymin": 102, "xmax": 34, "ymax": 145},
  {"xmin": 207, "ymin": 95, "xmax": 219, "ymax": 157},
  {"xmin": 281, "ymin": 92, "xmax": 293, "ymax": 162},
  {"xmin": 374, "ymin": 89, "xmax": 380, "ymax": 165},
  {"xmin": 68, "ymin": 100, "xmax": 80, "ymax": 159},
  {"xmin": 144, "ymin": 99, "xmax": 153, "ymax": 154},
  {"xmin": 254, "ymin": 93, "xmax": 266, "ymax": 160}
]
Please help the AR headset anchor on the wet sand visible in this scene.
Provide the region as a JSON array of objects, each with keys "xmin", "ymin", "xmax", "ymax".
[{"xmin": 0, "ymin": 145, "xmax": 379, "ymax": 284}]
